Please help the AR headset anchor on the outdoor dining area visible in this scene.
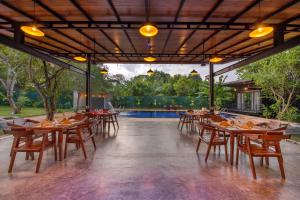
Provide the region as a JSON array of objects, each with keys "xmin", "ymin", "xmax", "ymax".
[
  {"xmin": 3, "ymin": 110, "xmax": 119, "ymax": 173},
  {"xmin": 0, "ymin": 0, "xmax": 299, "ymax": 199},
  {"xmin": 178, "ymin": 110, "xmax": 290, "ymax": 179}
]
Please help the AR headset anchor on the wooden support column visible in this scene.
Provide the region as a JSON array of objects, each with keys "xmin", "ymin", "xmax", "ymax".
[
  {"xmin": 13, "ymin": 24, "xmax": 24, "ymax": 44},
  {"xmin": 273, "ymin": 24, "xmax": 284, "ymax": 46},
  {"xmin": 86, "ymin": 54, "xmax": 91, "ymax": 112},
  {"xmin": 209, "ymin": 62, "xmax": 214, "ymax": 109}
]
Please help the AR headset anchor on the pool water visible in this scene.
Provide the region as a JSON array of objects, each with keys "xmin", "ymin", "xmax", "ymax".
[
  {"xmin": 119, "ymin": 111, "xmax": 237, "ymax": 119},
  {"xmin": 120, "ymin": 111, "xmax": 182, "ymax": 118}
]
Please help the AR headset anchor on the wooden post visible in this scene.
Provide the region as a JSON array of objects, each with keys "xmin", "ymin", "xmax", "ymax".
[
  {"xmin": 209, "ymin": 62, "xmax": 214, "ymax": 109},
  {"xmin": 86, "ymin": 54, "xmax": 91, "ymax": 112}
]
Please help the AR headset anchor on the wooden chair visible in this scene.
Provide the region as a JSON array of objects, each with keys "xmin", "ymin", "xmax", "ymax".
[
  {"xmin": 177, "ymin": 113, "xmax": 185, "ymax": 129},
  {"xmin": 180, "ymin": 114, "xmax": 194, "ymax": 132},
  {"xmin": 236, "ymin": 131, "xmax": 290, "ymax": 179},
  {"xmin": 196, "ymin": 122, "xmax": 228, "ymax": 162},
  {"xmin": 64, "ymin": 118, "xmax": 96, "ymax": 159},
  {"xmin": 8, "ymin": 128, "xmax": 57, "ymax": 173},
  {"xmin": 103, "ymin": 113, "xmax": 117, "ymax": 134}
]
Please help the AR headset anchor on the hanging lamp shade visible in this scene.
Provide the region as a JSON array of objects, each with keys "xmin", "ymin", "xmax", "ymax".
[
  {"xmin": 21, "ymin": 25, "xmax": 45, "ymax": 37},
  {"xmin": 147, "ymin": 68, "xmax": 154, "ymax": 76},
  {"xmin": 209, "ymin": 56, "xmax": 223, "ymax": 63},
  {"xmin": 100, "ymin": 67, "xmax": 108, "ymax": 75},
  {"xmin": 249, "ymin": 25, "xmax": 274, "ymax": 38},
  {"xmin": 73, "ymin": 56, "xmax": 87, "ymax": 62},
  {"xmin": 190, "ymin": 69, "xmax": 199, "ymax": 76},
  {"xmin": 139, "ymin": 23, "xmax": 158, "ymax": 37},
  {"xmin": 144, "ymin": 56, "xmax": 157, "ymax": 62}
]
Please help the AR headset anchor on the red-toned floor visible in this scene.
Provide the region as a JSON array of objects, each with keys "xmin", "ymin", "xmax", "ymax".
[{"xmin": 0, "ymin": 118, "xmax": 299, "ymax": 200}]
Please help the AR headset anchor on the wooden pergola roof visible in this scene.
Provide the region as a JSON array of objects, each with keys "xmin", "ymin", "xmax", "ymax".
[{"xmin": 0, "ymin": 0, "xmax": 299, "ymax": 65}]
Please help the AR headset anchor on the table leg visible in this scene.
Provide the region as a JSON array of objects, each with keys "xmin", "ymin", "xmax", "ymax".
[
  {"xmin": 230, "ymin": 133, "xmax": 234, "ymax": 165},
  {"xmin": 58, "ymin": 130, "xmax": 63, "ymax": 161}
]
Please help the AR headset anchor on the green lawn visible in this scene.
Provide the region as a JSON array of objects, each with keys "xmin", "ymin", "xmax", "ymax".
[
  {"xmin": 291, "ymin": 135, "xmax": 300, "ymax": 142},
  {"xmin": 0, "ymin": 106, "xmax": 72, "ymax": 118}
]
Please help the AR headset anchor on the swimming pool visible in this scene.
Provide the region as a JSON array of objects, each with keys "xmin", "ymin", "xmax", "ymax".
[
  {"xmin": 120, "ymin": 111, "xmax": 182, "ymax": 118},
  {"xmin": 119, "ymin": 111, "xmax": 237, "ymax": 118}
]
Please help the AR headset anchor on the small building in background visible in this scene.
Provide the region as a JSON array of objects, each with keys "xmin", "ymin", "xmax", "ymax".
[
  {"xmin": 73, "ymin": 91, "xmax": 113, "ymax": 111},
  {"xmin": 222, "ymin": 80, "xmax": 262, "ymax": 115}
]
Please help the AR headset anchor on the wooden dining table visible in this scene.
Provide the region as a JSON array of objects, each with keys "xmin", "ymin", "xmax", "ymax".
[
  {"xmin": 208, "ymin": 120, "xmax": 272, "ymax": 165},
  {"xmin": 22, "ymin": 119, "xmax": 85, "ymax": 161}
]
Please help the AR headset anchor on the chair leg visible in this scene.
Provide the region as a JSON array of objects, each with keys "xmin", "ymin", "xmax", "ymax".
[
  {"xmin": 248, "ymin": 154, "xmax": 257, "ymax": 179},
  {"xmin": 115, "ymin": 115, "xmax": 119, "ymax": 129},
  {"xmin": 205, "ymin": 132, "xmax": 215, "ymax": 162},
  {"xmin": 64, "ymin": 133, "xmax": 69, "ymax": 159},
  {"xmin": 224, "ymin": 142, "xmax": 228, "ymax": 162},
  {"xmin": 277, "ymin": 155, "xmax": 286, "ymax": 179},
  {"xmin": 36, "ymin": 150, "xmax": 44, "ymax": 173},
  {"xmin": 260, "ymin": 157, "xmax": 264, "ymax": 166},
  {"xmin": 77, "ymin": 130, "xmax": 87, "ymax": 159},
  {"xmin": 265, "ymin": 157, "xmax": 269, "ymax": 166},
  {"xmin": 89, "ymin": 127, "xmax": 96, "ymax": 150},
  {"xmin": 235, "ymin": 146, "xmax": 239, "ymax": 166},
  {"xmin": 196, "ymin": 138, "xmax": 201, "ymax": 152},
  {"xmin": 8, "ymin": 151, "xmax": 17, "ymax": 173}
]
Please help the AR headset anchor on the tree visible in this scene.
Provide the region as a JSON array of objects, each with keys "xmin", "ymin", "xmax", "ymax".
[
  {"xmin": 0, "ymin": 45, "xmax": 28, "ymax": 114},
  {"xmin": 28, "ymin": 57, "xmax": 65, "ymax": 120},
  {"xmin": 237, "ymin": 46, "xmax": 300, "ymax": 119}
]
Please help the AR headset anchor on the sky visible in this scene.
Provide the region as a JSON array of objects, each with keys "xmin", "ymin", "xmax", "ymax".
[{"xmin": 104, "ymin": 62, "xmax": 239, "ymax": 83}]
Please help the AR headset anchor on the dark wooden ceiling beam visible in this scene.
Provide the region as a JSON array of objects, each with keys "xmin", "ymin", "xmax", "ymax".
[
  {"xmin": 0, "ymin": 1, "xmax": 88, "ymax": 54},
  {"xmin": 0, "ymin": 13, "xmax": 85, "ymax": 55},
  {"xmin": 68, "ymin": 0, "xmax": 122, "ymax": 62},
  {"xmin": 161, "ymin": 0, "xmax": 186, "ymax": 54},
  {"xmin": 0, "ymin": 33, "xmax": 87, "ymax": 75},
  {"xmin": 33, "ymin": 0, "xmax": 97, "ymax": 52},
  {"xmin": 186, "ymin": 0, "xmax": 261, "ymax": 58},
  {"xmin": 173, "ymin": 0, "xmax": 224, "ymax": 56},
  {"xmin": 213, "ymin": 35, "xmax": 300, "ymax": 77},
  {"xmin": 106, "ymin": 0, "xmax": 137, "ymax": 55},
  {"xmin": 196, "ymin": 0, "xmax": 300, "ymax": 63}
]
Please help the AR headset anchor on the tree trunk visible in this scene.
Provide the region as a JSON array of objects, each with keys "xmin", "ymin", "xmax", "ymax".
[
  {"xmin": 6, "ymin": 91, "xmax": 20, "ymax": 114},
  {"xmin": 76, "ymin": 91, "xmax": 81, "ymax": 112},
  {"xmin": 42, "ymin": 96, "xmax": 56, "ymax": 121}
]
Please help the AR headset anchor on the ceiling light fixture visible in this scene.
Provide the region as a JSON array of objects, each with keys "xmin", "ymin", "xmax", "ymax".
[
  {"xmin": 21, "ymin": 1, "xmax": 45, "ymax": 37},
  {"xmin": 249, "ymin": 1, "xmax": 273, "ymax": 38},
  {"xmin": 209, "ymin": 56, "xmax": 223, "ymax": 63},
  {"xmin": 73, "ymin": 56, "xmax": 86, "ymax": 62},
  {"xmin": 147, "ymin": 68, "xmax": 154, "ymax": 76},
  {"xmin": 190, "ymin": 69, "xmax": 199, "ymax": 76},
  {"xmin": 100, "ymin": 67, "xmax": 108, "ymax": 75},
  {"xmin": 144, "ymin": 56, "xmax": 157, "ymax": 62},
  {"xmin": 249, "ymin": 25, "xmax": 273, "ymax": 38},
  {"xmin": 139, "ymin": 23, "xmax": 158, "ymax": 37}
]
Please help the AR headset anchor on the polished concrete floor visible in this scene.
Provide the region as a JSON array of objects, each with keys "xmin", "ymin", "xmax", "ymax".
[{"xmin": 0, "ymin": 118, "xmax": 299, "ymax": 200}]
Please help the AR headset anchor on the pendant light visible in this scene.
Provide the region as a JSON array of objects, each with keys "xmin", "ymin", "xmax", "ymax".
[
  {"xmin": 147, "ymin": 68, "xmax": 154, "ymax": 76},
  {"xmin": 144, "ymin": 56, "xmax": 156, "ymax": 62},
  {"xmin": 21, "ymin": 2, "xmax": 45, "ymax": 37},
  {"xmin": 139, "ymin": 23, "xmax": 158, "ymax": 37},
  {"xmin": 74, "ymin": 56, "xmax": 87, "ymax": 62},
  {"xmin": 190, "ymin": 69, "xmax": 199, "ymax": 76},
  {"xmin": 73, "ymin": 32, "xmax": 86, "ymax": 62},
  {"xmin": 209, "ymin": 56, "xmax": 223, "ymax": 63},
  {"xmin": 100, "ymin": 66, "xmax": 108, "ymax": 75},
  {"xmin": 209, "ymin": 43, "xmax": 223, "ymax": 63},
  {"xmin": 249, "ymin": 2, "xmax": 273, "ymax": 38}
]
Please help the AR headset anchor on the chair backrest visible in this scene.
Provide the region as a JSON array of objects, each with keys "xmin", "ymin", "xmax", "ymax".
[
  {"xmin": 197, "ymin": 121, "xmax": 217, "ymax": 132},
  {"xmin": 70, "ymin": 113, "xmax": 86, "ymax": 121},
  {"xmin": 258, "ymin": 131, "xmax": 290, "ymax": 141},
  {"xmin": 4, "ymin": 128, "xmax": 33, "ymax": 138},
  {"xmin": 209, "ymin": 114, "xmax": 225, "ymax": 122}
]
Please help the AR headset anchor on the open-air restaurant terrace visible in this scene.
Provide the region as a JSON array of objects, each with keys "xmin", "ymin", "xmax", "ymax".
[{"xmin": 0, "ymin": 0, "xmax": 300, "ymax": 200}]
